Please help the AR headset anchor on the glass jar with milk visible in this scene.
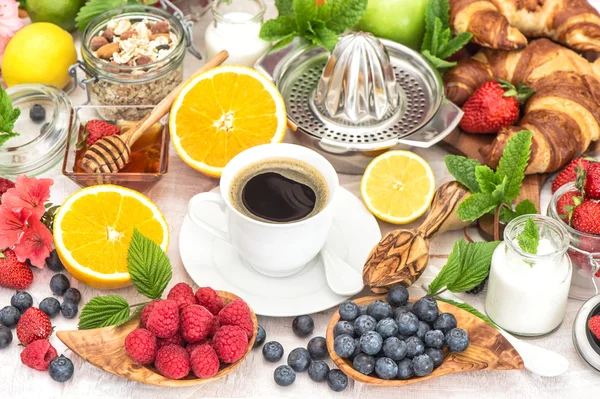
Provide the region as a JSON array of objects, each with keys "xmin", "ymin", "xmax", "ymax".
[
  {"xmin": 485, "ymin": 215, "xmax": 571, "ymax": 336},
  {"xmin": 205, "ymin": 0, "xmax": 271, "ymax": 67}
]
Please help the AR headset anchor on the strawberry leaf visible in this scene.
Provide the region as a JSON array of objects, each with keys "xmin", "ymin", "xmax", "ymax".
[{"xmin": 127, "ymin": 228, "xmax": 172, "ymax": 299}]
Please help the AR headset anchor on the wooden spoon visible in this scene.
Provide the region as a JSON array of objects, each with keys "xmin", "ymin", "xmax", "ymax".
[
  {"xmin": 56, "ymin": 290, "xmax": 257, "ymax": 387},
  {"xmin": 80, "ymin": 50, "xmax": 229, "ymax": 174},
  {"xmin": 363, "ymin": 181, "xmax": 471, "ymax": 293},
  {"xmin": 326, "ymin": 295, "xmax": 524, "ymax": 386}
]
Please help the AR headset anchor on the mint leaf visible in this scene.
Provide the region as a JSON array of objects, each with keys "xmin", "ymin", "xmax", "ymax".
[
  {"xmin": 317, "ymin": 0, "xmax": 368, "ymax": 34},
  {"xmin": 436, "ymin": 298, "xmax": 497, "ymax": 329},
  {"xmin": 76, "ymin": 0, "xmax": 134, "ymax": 32},
  {"xmin": 496, "ymin": 130, "xmax": 532, "ymax": 202},
  {"xmin": 0, "ymin": 133, "xmax": 19, "ymax": 148},
  {"xmin": 0, "ymin": 87, "xmax": 21, "ymax": 143},
  {"xmin": 117, "ymin": 304, "xmax": 145, "ymax": 327},
  {"xmin": 437, "ymin": 31, "xmax": 472, "ymax": 60},
  {"xmin": 445, "ymin": 155, "xmax": 482, "ymax": 193},
  {"xmin": 127, "ymin": 228, "xmax": 172, "ymax": 299},
  {"xmin": 517, "ymin": 217, "xmax": 539, "ymax": 255},
  {"xmin": 275, "ymin": 0, "xmax": 295, "ymax": 17},
  {"xmin": 294, "ymin": 0, "xmax": 317, "ymax": 34},
  {"xmin": 421, "ymin": 50, "xmax": 457, "ymax": 69},
  {"xmin": 446, "ymin": 241, "xmax": 500, "ymax": 292},
  {"xmin": 428, "ymin": 239, "xmax": 465, "ymax": 295},
  {"xmin": 430, "ymin": 18, "xmax": 443, "ymax": 56},
  {"xmin": 475, "ymin": 165, "xmax": 498, "ymax": 194},
  {"xmin": 310, "ymin": 21, "xmax": 339, "ymax": 51},
  {"xmin": 270, "ymin": 35, "xmax": 296, "ymax": 53},
  {"xmin": 260, "ymin": 16, "xmax": 298, "ymax": 41},
  {"xmin": 457, "ymin": 192, "xmax": 499, "ymax": 222},
  {"xmin": 78, "ymin": 295, "xmax": 130, "ymax": 330},
  {"xmin": 500, "ymin": 199, "xmax": 538, "ymax": 224}
]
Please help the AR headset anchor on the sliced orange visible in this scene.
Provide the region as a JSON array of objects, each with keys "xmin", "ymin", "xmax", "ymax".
[
  {"xmin": 169, "ymin": 65, "xmax": 287, "ymax": 177},
  {"xmin": 361, "ymin": 151, "xmax": 435, "ymax": 224},
  {"xmin": 53, "ymin": 185, "xmax": 169, "ymax": 290}
]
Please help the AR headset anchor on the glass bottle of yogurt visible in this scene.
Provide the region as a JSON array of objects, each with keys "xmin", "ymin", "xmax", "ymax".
[{"xmin": 485, "ymin": 214, "xmax": 571, "ymax": 336}]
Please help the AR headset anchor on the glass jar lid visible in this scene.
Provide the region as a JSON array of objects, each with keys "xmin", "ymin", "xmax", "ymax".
[
  {"xmin": 573, "ymin": 294, "xmax": 600, "ymax": 372},
  {"xmin": 0, "ymin": 84, "xmax": 73, "ymax": 177}
]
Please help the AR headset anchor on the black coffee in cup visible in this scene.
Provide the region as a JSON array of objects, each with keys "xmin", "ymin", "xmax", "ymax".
[{"xmin": 230, "ymin": 158, "xmax": 330, "ymax": 223}]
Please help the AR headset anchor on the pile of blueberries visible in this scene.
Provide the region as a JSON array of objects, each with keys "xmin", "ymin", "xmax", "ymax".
[{"xmin": 333, "ymin": 285, "xmax": 470, "ymax": 380}]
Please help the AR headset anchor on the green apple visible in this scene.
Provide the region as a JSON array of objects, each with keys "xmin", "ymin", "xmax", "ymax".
[{"xmin": 355, "ymin": 0, "xmax": 429, "ymax": 50}]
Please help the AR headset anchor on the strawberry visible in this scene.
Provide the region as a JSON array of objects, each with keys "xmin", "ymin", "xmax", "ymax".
[
  {"xmin": 459, "ymin": 80, "xmax": 534, "ymax": 134},
  {"xmin": 571, "ymin": 200, "xmax": 600, "ymax": 235},
  {"xmin": 588, "ymin": 315, "xmax": 600, "ymax": 340},
  {"xmin": 79, "ymin": 120, "xmax": 121, "ymax": 148},
  {"xmin": 17, "ymin": 308, "xmax": 52, "ymax": 346},
  {"xmin": 555, "ymin": 190, "xmax": 582, "ymax": 223},
  {"xmin": 0, "ymin": 250, "xmax": 33, "ymax": 290},
  {"xmin": 552, "ymin": 158, "xmax": 594, "ymax": 193},
  {"xmin": 585, "ymin": 162, "xmax": 600, "ymax": 200}
]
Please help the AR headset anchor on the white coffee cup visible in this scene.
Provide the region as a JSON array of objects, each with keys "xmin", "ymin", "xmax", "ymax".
[{"xmin": 188, "ymin": 143, "xmax": 339, "ymax": 277}]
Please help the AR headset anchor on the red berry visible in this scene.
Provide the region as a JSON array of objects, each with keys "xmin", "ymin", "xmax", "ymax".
[
  {"xmin": 180, "ymin": 305, "xmax": 214, "ymax": 344},
  {"xmin": 185, "ymin": 341, "xmax": 208, "ymax": 355},
  {"xmin": 552, "ymin": 158, "xmax": 592, "ymax": 193},
  {"xmin": 212, "ymin": 325, "xmax": 248, "ymax": 363},
  {"xmin": 167, "ymin": 282, "xmax": 196, "ymax": 312},
  {"xmin": 140, "ymin": 299, "xmax": 161, "ymax": 328},
  {"xmin": 218, "ymin": 299, "xmax": 254, "ymax": 339},
  {"xmin": 157, "ymin": 332, "xmax": 185, "ymax": 349},
  {"xmin": 190, "ymin": 344, "xmax": 220, "ymax": 378},
  {"xmin": 20, "ymin": 339, "xmax": 57, "ymax": 371},
  {"xmin": 146, "ymin": 300, "xmax": 179, "ymax": 339},
  {"xmin": 125, "ymin": 328, "xmax": 157, "ymax": 365},
  {"xmin": 195, "ymin": 287, "xmax": 224, "ymax": 315},
  {"xmin": 588, "ymin": 315, "xmax": 600, "ymax": 340},
  {"xmin": 572, "ymin": 200, "xmax": 600, "ymax": 235},
  {"xmin": 555, "ymin": 190, "xmax": 581, "ymax": 223},
  {"xmin": 0, "ymin": 177, "xmax": 15, "ymax": 201},
  {"xmin": 155, "ymin": 344, "xmax": 190, "ymax": 380},
  {"xmin": 585, "ymin": 163, "xmax": 600, "ymax": 200},
  {"xmin": 0, "ymin": 250, "xmax": 33, "ymax": 290},
  {"xmin": 17, "ymin": 308, "xmax": 52, "ymax": 346},
  {"xmin": 84, "ymin": 120, "xmax": 121, "ymax": 147}
]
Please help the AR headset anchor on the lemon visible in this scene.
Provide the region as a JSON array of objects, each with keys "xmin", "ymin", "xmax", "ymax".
[
  {"xmin": 361, "ymin": 151, "xmax": 436, "ymax": 224},
  {"xmin": 1, "ymin": 23, "xmax": 77, "ymax": 89}
]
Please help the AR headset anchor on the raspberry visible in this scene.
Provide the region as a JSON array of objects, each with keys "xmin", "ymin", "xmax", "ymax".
[
  {"xmin": 195, "ymin": 287, "xmax": 224, "ymax": 315},
  {"xmin": 212, "ymin": 325, "xmax": 248, "ymax": 363},
  {"xmin": 158, "ymin": 332, "xmax": 185, "ymax": 349},
  {"xmin": 167, "ymin": 283, "xmax": 196, "ymax": 312},
  {"xmin": 140, "ymin": 299, "xmax": 161, "ymax": 328},
  {"xmin": 146, "ymin": 300, "xmax": 179, "ymax": 338},
  {"xmin": 185, "ymin": 341, "xmax": 207, "ymax": 355},
  {"xmin": 190, "ymin": 344, "xmax": 220, "ymax": 378},
  {"xmin": 218, "ymin": 299, "xmax": 254, "ymax": 339},
  {"xmin": 155, "ymin": 344, "xmax": 190, "ymax": 380},
  {"xmin": 589, "ymin": 315, "xmax": 600, "ymax": 340},
  {"xmin": 125, "ymin": 328, "xmax": 157, "ymax": 365},
  {"xmin": 20, "ymin": 339, "xmax": 58, "ymax": 371},
  {"xmin": 83, "ymin": 120, "xmax": 121, "ymax": 147},
  {"xmin": 180, "ymin": 305, "xmax": 214, "ymax": 343}
]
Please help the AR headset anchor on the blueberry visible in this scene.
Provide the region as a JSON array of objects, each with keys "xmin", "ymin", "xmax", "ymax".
[
  {"xmin": 333, "ymin": 321, "xmax": 354, "ymax": 338},
  {"xmin": 376, "ymin": 317, "xmax": 398, "ymax": 339},
  {"xmin": 375, "ymin": 357, "xmax": 398, "ymax": 380},
  {"xmin": 396, "ymin": 312, "xmax": 419, "ymax": 336},
  {"xmin": 339, "ymin": 301, "xmax": 359, "ymax": 321},
  {"xmin": 445, "ymin": 328, "xmax": 470, "ymax": 352},
  {"xmin": 40, "ymin": 298, "xmax": 61, "ymax": 318},
  {"xmin": 274, "ymin": 365, "xmax": 296, "ymax": 386},
  {"xmin": 358, "ymin": 305, "xmax": 368, "ymax": 316},
  {"xmin": 0, "ymin": 325, "xmax": 12, "ymax": 349},
  {"xmin": 412, "ymin": 296, "xmax": 439, "ymax": 323},
  {"xmin": 287, "ymin": 347, "xmax": 311, "ymax": 372},
  {"xmin": 307, "ymin": 336, "xmax": 328, "ymax": 360},
  {"xmin": 367, "ymin": 300, "xmax": 393, "ymax": 321},
  {"xmin": 263, "ymin": 341, "xmax": 284, "ymax": 362},
  {"xmin": 351, "ymin": 338, "xmax": 361, "ymax": 358},
  {"xmin": 63, "ymin": 288, "xmax": 82, "ymax": 304},
  {"xmin": 416, "ymin": 321, "xmax": 431, "ymax": 340},
  {"xmin": 50, "ymin": 274, "xmax": 70, "ymax": 296},
  {"xmin": 397, "ymin": 358, "xmax": 414, "ymax": 380},
  {"xmin": 424, "ymin": 330, "xmax": 444, "ymax": 349},
  {"xmin": 405, "ymin": 336, "xmax": 425, "ymax": 359},
  {"xmin": 359, "ymin": 331, "xmax": 383, "ymax": 356},
  {"xmin": 11, "ymin": 291, "xmax": 33, "ymax": 313},
  {"xmin": 45, "ymin": 250, "xmax": 64, "ymax": 272},
  {"xmin": 308, "ymin": 360, "xmax": 329, "ymax": 382},
  {"xmin": 353, "ymin": 353, "xmax": 375, "ymax": 375},
  {"xmin": 327, "ymin": 369, "xmax": 348, "ymax": 392},
  {"xmin": 253, "ymin": 325, "xmax": 266, "ymax": 348},
  {"xmin": 333, "ymin": 334, "xmax": 356, "ymax": 358},
  {"xmin": 48, "ymin": 355, "xmax": 74, "ymax": 382},
  {"xmin": 0, "ymin": 306, "xmax": 20, "ymax": 328},
  {"xmin": 354, "ymin": 315, "xmax": 376, "ymax": 336},
  {"xmin": 29, "ymin": 104, "xmax": 46, "ymax": 122},
  {"xmin": 387, "ymin": 285, "xmax": 409, "ymax": 307},
  {"xmin": 292, "ymin": 315, "xmax": 314, "ymax": 337},
  {"xmin": 425, "ymin": 347, "xmax": 444, "ymax": 368},
  {"xmin": 433, "ymin": 313, "xmax": 457, "ymax": 334},
  {"xmin": 412, "ymin": 354, "xmax": 434, "ymax": 377},
  {"xmin": 382, "ymin": 336, "xmax": 407, "ymax": 361},
  {"xmin": 61, "ymin": 301, "xmax": 78, "ymax": 319},
  {"xmin": 396, "ymin": 334, "xmax": 410, "ymax": 341}
]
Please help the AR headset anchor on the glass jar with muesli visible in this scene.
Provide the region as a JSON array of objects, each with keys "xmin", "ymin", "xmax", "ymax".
[{"xmin": 78, "ymin": 6, "xmax": 188, "ymax": 120}]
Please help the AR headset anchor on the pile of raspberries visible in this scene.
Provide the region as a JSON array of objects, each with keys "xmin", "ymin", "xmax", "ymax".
[{"xmin": 125, "ymin": 283, "xmax": 254, "ymax": 380}]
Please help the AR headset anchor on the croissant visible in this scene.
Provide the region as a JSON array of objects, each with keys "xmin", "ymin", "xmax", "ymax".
[
  {"xmin": 444, "ymin": 38, "xmax": 600, "ymax": 174},
  {"xmin": 450, "ymin": 0, "xmax": 600, "ymax": 52}
]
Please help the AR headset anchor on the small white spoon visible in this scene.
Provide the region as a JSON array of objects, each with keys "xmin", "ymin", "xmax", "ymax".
[{"xmin": 321, "ymin": 240, "xmax": 364, "ymax": 296}]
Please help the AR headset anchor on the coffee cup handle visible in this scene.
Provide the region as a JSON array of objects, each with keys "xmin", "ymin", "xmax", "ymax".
[{"xmin": 188, "ymin": 193, "xmax": 230, "ymax": 242}]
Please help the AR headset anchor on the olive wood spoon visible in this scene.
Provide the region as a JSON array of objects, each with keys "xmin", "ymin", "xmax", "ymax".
[{"xmin": 81, "ymin": 50, "xmax": 229, "ymax": 174}]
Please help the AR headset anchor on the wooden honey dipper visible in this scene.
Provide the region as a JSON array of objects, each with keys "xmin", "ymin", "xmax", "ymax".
[{"xmin": 81, "ymin": 50, "xmax": 229, "ymax": 174}]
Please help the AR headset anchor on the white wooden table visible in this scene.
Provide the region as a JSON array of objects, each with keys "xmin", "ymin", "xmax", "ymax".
[{"xmin": 1, "ymin": 2, "xmax": 599, "ymax": 398}]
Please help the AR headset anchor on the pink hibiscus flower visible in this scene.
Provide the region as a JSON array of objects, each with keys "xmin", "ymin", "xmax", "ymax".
[
  {"xmin": 0, "ymin": 205, "xmax": 30, "ymax": 249},
  {"xmin": 13, "ymin": 218, "xmax": 53, "ymax": 268},
  {"xmin": 2, "ymin": 175, "xmax": 53, "ymax": 220},
  {"xmin": 0, "ymin": 0, "xmax": 23, "ymax": 64}
]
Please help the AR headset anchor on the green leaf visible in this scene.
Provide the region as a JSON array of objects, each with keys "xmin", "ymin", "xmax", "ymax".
[
  {"xmin": 517, "ymin": 217, "xmax": 539, "ymax": 255},
  {"xmin": 500, "ymin": 199, "xmax": 538, "ymax": 224},
  {"xmin": 117, "ymin": 304, "xmax": 145, "ymax": 327},
  {"xmin": 437, "ymin": 31, "xmax": 472, "ymax": 60},
  {"xmin": 491, "ymin": 176, "xmax": 508, "ymax": 203},
  {"xmin": 430, "ymin": 18, "xmax": 444, "ymax": 56},
  {"xmin": 421, "ymin": 50, "xmax": 457, "ymax": 70},
  {"xmin": 475, "ymin": 165, "xmax": 498, "ymax": 194},
  {"xmin": 269, "ymin": 35, "xmax": 296, "ymax": 53},
  {"xmin": 436, "ymin": 298, "xmax": 497, "ymax": 329},
  {"xmin": 427, "ymin": 239, "xmax": 466, "ymax": 295},
  {"xmin": 76, "ymin": 0, "xmax": 136, "ymax": 32},
  {"xmin": 446, "ymin": 241, "xmax": 501, "ymax": 292},
  {"xmin": 0, "ymin": 133, "xmax": 19, "ymax": 148},
  {"xmin": 275, "ymin": 0, "xmax": 295, "ymax": 17},
  {"xmin": 127, "ymin": 228, "xmax": 172, "ymax": 299},
  {"xmin": 457, "ymin": 192, "xmax": 499, "ymax": 222},
  {"xmin": 259, "ymin": 16, "xmax": 298, "ymax": 41},
  {"xmin": 445, "ymin": 155, "xmax": 482, "ymax": 193},
  {"xmin": 294, "ymin": 0, "xmax": 317, "ymax": 34},
  {"xmin": 317, "ymin": 0, "xmax": 368, "ymax": 34},
  {"xmin": 78, "ymin": 295, "xmax": 130, "ymax": 330},
  {"xmin": 495, "ymin": 130, "xmax": 532, "ymax": 202},
  {"xmin": 310, "ymin": 21, "xmax": 339, "ymax": 51},
  {"xmin": 0, "ymin": 87, "xmax": 21, "ymax": 140}
]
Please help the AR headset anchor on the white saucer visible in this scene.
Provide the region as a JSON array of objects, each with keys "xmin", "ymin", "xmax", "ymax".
[{"xmin": 179, "ymin": 186, "xmax": 381, "ymax": 317}]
